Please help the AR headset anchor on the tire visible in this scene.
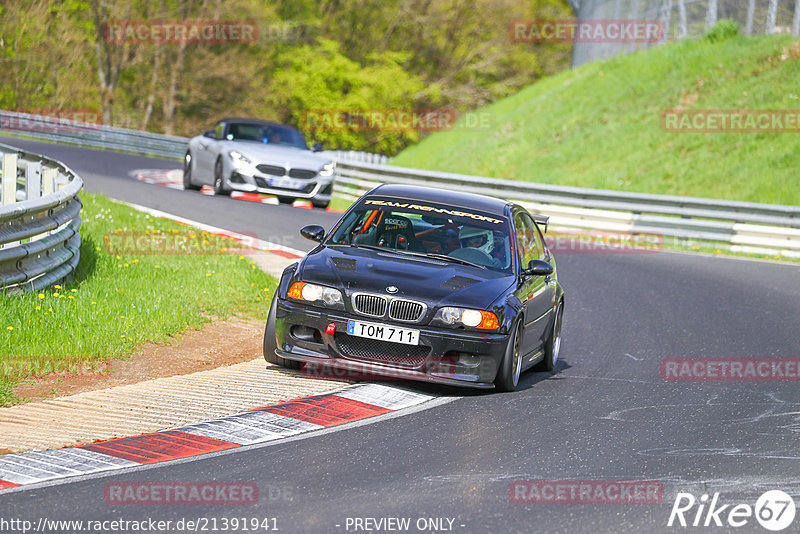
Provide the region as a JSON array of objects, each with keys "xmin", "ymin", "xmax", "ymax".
[
  {"xmin": 263, "ymin": 297, "xmax": 301, "ymax": 370},
  {"xmin": 494, "ymin": 323, "xmax": 523, "ymax": 392},
  {"xmin": 183, "ymin": 152, "xmax": 201, "ymax": 191},
  {"xmin": 277, "ymin": 196, "xmax": 295, "ymax": 204},
  {"xmin": 536, "ymin": 299, "xmax": 563, "ymax": 372},
  {"xmin": 312, "ymin": 199, "xmax": 330, "ymax": 209},
  {"xmin": 213, "ymin": 158, "xmax": 231, "ymax": 196}
]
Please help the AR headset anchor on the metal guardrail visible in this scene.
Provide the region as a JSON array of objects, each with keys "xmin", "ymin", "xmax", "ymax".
[
  {"xmin": 332, "ymin": 161, "xmax": 800, "ymax": 258},
  {"xmin": 320, "ymin": 150, "xmax": 389, "ymax": 165},
  {"xmin": 0, "ymin": 143, "xmax": 83, "ymax": 295},
  {"xmin": 0, "ymin": 110, "xmax": 389, "ymax": 164},
  {"xmin": 0, "ymin": 110, "xmax": 187, "ymax": 159}
]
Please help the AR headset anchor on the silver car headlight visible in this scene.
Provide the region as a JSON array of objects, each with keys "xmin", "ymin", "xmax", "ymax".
[
  {"xmin": 319, "ymin": 162, "xmax": 335, "ymax": 177},
  {"xmin": 229, "ymin": 150, "xmax": 255, "ymax": 171}
]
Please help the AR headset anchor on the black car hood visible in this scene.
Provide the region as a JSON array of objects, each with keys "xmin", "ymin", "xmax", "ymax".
[{"xmin": 299, "ymin": 246, "xmax": 514, "ymax": 309}]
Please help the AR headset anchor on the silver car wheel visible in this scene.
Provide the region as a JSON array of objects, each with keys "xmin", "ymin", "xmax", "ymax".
[{"xmin": 551, "ymin": 304, "xmax": 563, "ymax": 367}]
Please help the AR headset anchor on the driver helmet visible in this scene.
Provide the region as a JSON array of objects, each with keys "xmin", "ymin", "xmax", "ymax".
[{"xmin": 459, "ymin": 226, "xmax": 494, "ymax": 255}]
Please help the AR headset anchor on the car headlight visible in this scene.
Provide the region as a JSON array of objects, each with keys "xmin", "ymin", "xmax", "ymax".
[
  {"xmin": 287, "ymin": 282, "xmax": 344, "ymax": 309},
  {"xmin": 433, "ymin": 307, "xmax": 499, "ymax": 330},
  {"xmin": 319, "ymin": 162, "xmax": 335, "ymax": 176},
  {"xmin": 229, "ymin": 150, "xmax": 254, "ymax": 170}
]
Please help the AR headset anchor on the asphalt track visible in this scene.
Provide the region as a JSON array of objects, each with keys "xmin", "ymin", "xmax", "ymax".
[{"xmin": 2, "ymin": 137, "xmax": 800, "ymax": 533}]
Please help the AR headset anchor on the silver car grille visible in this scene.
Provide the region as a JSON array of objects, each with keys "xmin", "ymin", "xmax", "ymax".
[
  {"xmin": 256, "ymin": 164, "xmax": 286, "ymax": 176},
  {"xmin": 254, "ymin": 165, "xmax": 317, "ymax": 180},
  {"xmin": 351, "ymin": 293, "xmax": 426, "ymax": 323},
  {"xmin": 288, "ymin": 168, "xmax": 317, "ymax": 179}
]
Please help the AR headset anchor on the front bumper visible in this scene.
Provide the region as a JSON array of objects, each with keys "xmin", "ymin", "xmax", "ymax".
[
  {"xmin": 270, "ymin": 298, "xmax": 509, "ymax": 389},
  {"xmin": 229, "ymin": 170, "xmax": 334, "ymax": 201}
]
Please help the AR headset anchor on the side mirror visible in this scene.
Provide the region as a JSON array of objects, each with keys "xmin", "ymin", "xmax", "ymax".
[
  {"xmin": 203, "ymin": 130, "xmax": 216, "ymax": 139},
  {"xmin": 300, "ymin": 224, "xmax": 325, "ymax": 243},
  {"xmin": 311, "ymin": 142, "xmax": 324, "ymax": 152},
  {"xmin": 522, "ymin": 259, "xmax": 553, "ymax": 277}
]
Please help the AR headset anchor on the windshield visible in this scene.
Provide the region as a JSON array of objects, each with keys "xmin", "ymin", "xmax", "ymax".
[
  {"xmin": 225, "ymin": 122, "xmax": 309, "ymax": 150},
  {"xmin": 328, "ymin": 199, "xmax": 513, "ymax": 273}
]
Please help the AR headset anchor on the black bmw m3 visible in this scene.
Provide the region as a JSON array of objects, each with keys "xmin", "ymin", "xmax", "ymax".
[{"xmin": 263, "ymin": 184, "xmax": 564, "ymax": 391}]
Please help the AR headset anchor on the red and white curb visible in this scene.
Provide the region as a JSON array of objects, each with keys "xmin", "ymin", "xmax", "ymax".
[
  {"xmin": 132, "ymin": 169, "xmax": 337, "ymax": 211},
  {"xmin": 133, "ymin": 169, "xmax": 185, "ymax": 190},
  {"xmin": 0, "ymin": 383, "xmax": 435, "ymax": 491}
]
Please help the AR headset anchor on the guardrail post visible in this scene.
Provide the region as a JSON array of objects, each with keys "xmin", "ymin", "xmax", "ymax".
[
  {"xmin": 25, "ymin": 161, "xmax": 42, "ymax": 201},
  {"xmin": 1, "ymin": 153, "xmax": 17, "ymax": 206},
  {"xmin": 25, "ymin": 161, "xmax": 44, "ymax": 242},
  {"xmin": 42, "ymin": 168, "xmax": 57, "ymax": 196},
  {"xmin": 57, "ymin": 174, "xmax": 69, "ymax": 191}
]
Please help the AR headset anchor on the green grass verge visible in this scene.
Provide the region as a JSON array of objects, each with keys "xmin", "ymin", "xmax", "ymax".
[
  {"xmin": 392, "ymin": 32, "xmax": 800, "ymax": 206},
  {"xmin": 328, "ymin": 194, "xmax": 356, "ymax": 212},
  {"xmin": 0, "ymin": 193, "xmax": 276, "ymax": 406}
]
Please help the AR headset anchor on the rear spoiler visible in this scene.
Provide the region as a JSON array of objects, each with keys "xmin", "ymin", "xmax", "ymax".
[{"xmin": 532, "ymin": 214, "xmax": 550, "ymax": 233}]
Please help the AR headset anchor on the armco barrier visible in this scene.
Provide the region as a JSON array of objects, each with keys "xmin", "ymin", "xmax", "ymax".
[
  {"xmin": 0, "ymin": 143, "xmax": 83, "ymax": 295},
  {"xmin": 332, "ymin": 161, "xmax": 800, "ymax": 258},
  {"xmin": 2, "ymin": 109, "xmax": 799, "ymax": 258},
  {"xmin": 0, "ymin": 110, "xmax": 387, "ymax": 164},
  {"xmin": 319, "ymin": 150, "xmax": 389, "ymax": 165},
  {"xmin": 0, "ymin": 109, "xmax": 187, "ymax": 159}
]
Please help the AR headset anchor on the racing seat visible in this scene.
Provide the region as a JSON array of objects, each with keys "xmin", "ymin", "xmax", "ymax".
[
  {"xmin": 375, "ymin": 215, "xmax": 426, "ymax": 252},
  {"xmin": 352, "ymin": 226, "xmax": 379, "ymax": 246}
]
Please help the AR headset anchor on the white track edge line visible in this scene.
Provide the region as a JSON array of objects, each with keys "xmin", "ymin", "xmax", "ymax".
[{"xmin": 112, "ymin": 199, "xmax": 307, "ymax": 257}]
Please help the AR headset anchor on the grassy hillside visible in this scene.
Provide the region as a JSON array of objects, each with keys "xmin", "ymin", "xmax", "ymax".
[{"xmin": 392, "ymin": 32, "xmax": 800, "ymax": 206}]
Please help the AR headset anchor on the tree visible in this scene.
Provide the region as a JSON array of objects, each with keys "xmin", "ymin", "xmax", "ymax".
[{"xmin": 90, "ymin": 0, "xmax": 136, "ymax": 125}]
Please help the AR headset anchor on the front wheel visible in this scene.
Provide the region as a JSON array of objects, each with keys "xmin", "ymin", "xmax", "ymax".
[
  {"xmin": 494, "ymin": 323, "xmax": 522, "ymax": 392},
  {"xmin": 263, "ymin": 297, "xmax": 301, "ymax": 370},
  {"xmin": 213, "ymin": 158, "xmax": 231, "ymax": 196},
  {"xmin": 536, "ymin": 299, "xmax": 563, "ymax": 372},
  {"xmin": 183, "ymin": 152, "xmax": 201, "ymax": 190}
]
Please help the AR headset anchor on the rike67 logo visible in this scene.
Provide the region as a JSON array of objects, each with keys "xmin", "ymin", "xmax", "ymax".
[{"xmin": 668, "ymin": 490, "xmax": 796, "ymax": 531}]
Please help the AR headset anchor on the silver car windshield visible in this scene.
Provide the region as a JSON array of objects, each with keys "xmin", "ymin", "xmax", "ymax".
[{"xmin": 225, "ymin": 122, "xmax": 308, "ymax": 150}]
